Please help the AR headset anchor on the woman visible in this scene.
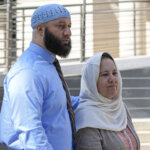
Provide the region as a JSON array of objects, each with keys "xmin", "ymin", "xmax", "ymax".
[{"xmin": 75, "ymin": 52, "xmax": 140, "ymax": 150}]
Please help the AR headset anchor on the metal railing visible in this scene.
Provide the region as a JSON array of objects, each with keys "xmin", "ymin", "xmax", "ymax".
[{"xmin": 0, "ymin": 0, "xmax": 150, "ymax": 73}]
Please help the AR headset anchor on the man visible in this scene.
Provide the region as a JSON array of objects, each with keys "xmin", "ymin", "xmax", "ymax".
[{"xmin": 0, "ymin": 4, "xmax": 79, "ymax": 150}]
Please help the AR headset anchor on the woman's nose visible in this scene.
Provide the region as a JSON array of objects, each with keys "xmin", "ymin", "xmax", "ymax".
[{"xmin": 108, "ymin": 74, "xmax": 115, "ymax": 82}]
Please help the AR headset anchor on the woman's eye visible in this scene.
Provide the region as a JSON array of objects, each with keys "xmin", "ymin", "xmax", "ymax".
[
  {"xmin": 113, "ymin": 71, "xmax": 118, "ymax": 75},
  {"xmin": 101, "ymin": 73, "xmax": 108, "ymax": 76}
]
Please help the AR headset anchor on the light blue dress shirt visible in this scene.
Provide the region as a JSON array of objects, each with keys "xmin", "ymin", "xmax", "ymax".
[{"xmin": 0, "ymin": 42, "xmax": 79, "ymax": 150}]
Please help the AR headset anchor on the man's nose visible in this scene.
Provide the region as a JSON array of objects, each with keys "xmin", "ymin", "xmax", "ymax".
[{"xmin": 64, "ymin": 27, "xmax": 72, "ymax": 36}]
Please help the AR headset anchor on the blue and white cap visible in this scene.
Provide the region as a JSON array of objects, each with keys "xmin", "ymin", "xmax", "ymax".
[{"xmin": 31, "ymin": 4, "xmax": 70, "ymax": 29}]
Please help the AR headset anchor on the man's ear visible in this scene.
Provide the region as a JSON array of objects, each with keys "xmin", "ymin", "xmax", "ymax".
[{"xmin": 36, "ymin": 24, "xmax": 45, "ymax": 37}]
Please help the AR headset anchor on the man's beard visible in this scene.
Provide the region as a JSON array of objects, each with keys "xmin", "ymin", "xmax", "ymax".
[{"xmin": 43, "ymin": 27, "xmax": 71, "ymax": 58}]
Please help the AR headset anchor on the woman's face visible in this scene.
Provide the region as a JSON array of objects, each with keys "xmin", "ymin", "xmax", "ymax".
[{"xmin": 97, "ymin": 58, "xmax": 119, "ymax": 99}]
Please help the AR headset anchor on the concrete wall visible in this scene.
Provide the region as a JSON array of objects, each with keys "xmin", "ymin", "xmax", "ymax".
[{"xmin": 93, "ymin": 0, "xmax": 119, "ymax": 57}]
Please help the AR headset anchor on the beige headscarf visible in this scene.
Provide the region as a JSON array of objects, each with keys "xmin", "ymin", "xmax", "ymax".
[{"xmin": 75, "ymin": 52, "xmax": 127, "ymax": 131}]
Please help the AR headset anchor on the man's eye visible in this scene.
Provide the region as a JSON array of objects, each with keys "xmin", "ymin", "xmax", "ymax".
[{"xmin": 58, "ymin": 25, "xmax": 65, "ymax": 29}]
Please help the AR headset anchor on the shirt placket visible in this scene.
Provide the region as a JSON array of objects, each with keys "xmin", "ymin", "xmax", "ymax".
[{"xmin": 123, "ymin": 130, "xmax": 134, "ymax": 150}]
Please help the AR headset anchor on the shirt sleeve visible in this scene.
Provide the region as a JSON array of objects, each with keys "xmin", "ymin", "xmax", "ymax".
[
  {"xmin": 70, "ymin": 96, "xmax": 80, "ymax": 110},
  {"xmin": 8, "ymin": 69, "xmax": 53, "ymax": 150}
]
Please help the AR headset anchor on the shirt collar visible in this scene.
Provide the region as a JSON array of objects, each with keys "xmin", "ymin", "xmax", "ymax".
[{"xmin": 29, "ymin": 42, "xmax": 55, "ymax": 64}]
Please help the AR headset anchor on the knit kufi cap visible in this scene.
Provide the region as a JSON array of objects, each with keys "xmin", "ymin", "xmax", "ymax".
[{"xmin": 31, "ymin": 4, "xmax": 70, "ymax": 29}]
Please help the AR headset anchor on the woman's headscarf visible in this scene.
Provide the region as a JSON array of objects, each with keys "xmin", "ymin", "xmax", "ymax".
[{"xmin": 75, "ymin": 52, "xmax": 127, "ymax": 131}]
